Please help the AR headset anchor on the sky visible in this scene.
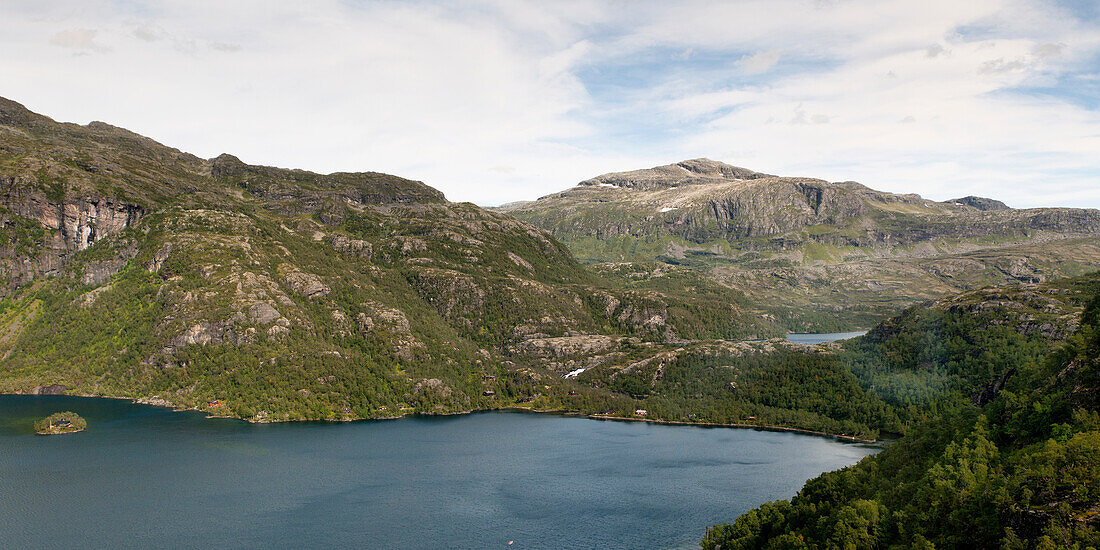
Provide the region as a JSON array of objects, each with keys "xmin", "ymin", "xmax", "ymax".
[{"xmin": 1, "ymin": 0, "xmax": 1098, "ymax": 208}]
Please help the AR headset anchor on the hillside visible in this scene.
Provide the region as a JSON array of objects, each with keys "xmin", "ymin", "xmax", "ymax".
[
  {"xmin": 703, "ymin": 272, "xmax": 1100, "ymax": 549},
  {"xmin": 0, "ymin": 97, "xmax": 798, "ymax": 422},
  {"xmin": 9, "ymin": 97, "xmax": 953, "ymax": 435},
  {"xmin": 500, "ymin": 159, "xmax": 1100, "ymax": 329}
]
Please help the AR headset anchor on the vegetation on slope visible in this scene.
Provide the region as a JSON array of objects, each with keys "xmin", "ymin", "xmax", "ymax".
[
  {"xmin": 702, "ymin": 274, "xmax": 1100, "ymax": 549},
  {"xmin": 9, "ymin": 97, "xmax": 876, "ymax": 433}
]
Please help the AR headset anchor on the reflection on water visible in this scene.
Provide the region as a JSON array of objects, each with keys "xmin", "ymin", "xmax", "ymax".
[{"xmin": 786, "ymin": 331, "xmax": 868, "ymax": 345}]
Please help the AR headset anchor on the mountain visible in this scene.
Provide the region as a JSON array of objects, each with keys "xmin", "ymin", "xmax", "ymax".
[
  {"xmin": 0, "ymin": 98, "xmax": 779, "ymax": 421},
  {"xmin": 499, "ymin": 159, "xmax": 1100, "ymax": 330}
]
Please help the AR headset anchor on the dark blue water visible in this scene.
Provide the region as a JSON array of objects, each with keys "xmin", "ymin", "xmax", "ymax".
[
  {"xmin": 786, "ymin": 331, "xmax": 868, "ymax": 345},
  {"xmin": 0, "ymin": 396, "xmax": 877, "ymax": 549}
]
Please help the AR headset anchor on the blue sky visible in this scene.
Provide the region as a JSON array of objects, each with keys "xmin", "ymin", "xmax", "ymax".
[{"xmin": 1, "ymin": 0, "xmax": 1098, "ymax": 208}]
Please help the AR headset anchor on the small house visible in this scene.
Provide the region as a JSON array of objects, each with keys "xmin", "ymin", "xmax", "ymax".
[
  {"xmin": 635, "ymin": 409, "xmax": 647, "ymax": 417},
  {"xmin": 483, "ymin": 390, "xmax": 495, "ymax": 397}
]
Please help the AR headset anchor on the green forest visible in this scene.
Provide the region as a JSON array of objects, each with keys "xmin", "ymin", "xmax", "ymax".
[{"xmin": 702, "ymin": 278, "xmax": 1100, "ymax": 549}]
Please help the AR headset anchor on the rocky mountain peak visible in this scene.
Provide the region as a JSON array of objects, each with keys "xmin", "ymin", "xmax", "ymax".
[
  {"xmin": 579, "ymin": 159, "xmax": 772, "ymax": 191},
  {"xmin": 675, "ymin": 158, "xmax": 771, "ymax": 180},
  {"xmin": 947, "ymin": 196, "xmax": 1011, "ymax": 211},
  {"xmin": 0, "ymin": 96, "xmax": 46, "ymax": 127},
  {"xmin": 210, "ymin": 153, "xmax": 247, "ymax": 177}
]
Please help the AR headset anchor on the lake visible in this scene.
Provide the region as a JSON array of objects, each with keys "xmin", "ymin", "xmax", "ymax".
[
  {"xmin": 786, "ymin": 331, "xmax": 868, "ymax": 345},
  {"xmin": 0, "ymin": 395, "xmax": 878, "ymax": 549}
]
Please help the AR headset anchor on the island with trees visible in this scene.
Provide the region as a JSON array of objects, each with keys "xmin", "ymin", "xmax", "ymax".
[{"xmin": 34, "ymin": 412, "xmax": 87, "ymax": 435}]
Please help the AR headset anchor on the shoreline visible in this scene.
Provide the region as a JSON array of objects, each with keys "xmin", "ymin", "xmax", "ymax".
[
  {"xmin": 35, "ymin": 427, "xmax": 85, "ymax": 436},
  {"xmin": 2, "ymin": 391, "xmax": 879, "ymax": 443},
  {"xmin": 583, "ymin": 414, "xmax": 879, "ymax": 444}
]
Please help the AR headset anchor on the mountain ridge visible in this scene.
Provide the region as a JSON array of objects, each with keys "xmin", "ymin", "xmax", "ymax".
[
  {"xmin": 500, "ymin": 158, "xmax": 1100, "ymax": 329},
  {"xmin": 0, "ymin": 96, "xmax": 814, "ymax": 426}
]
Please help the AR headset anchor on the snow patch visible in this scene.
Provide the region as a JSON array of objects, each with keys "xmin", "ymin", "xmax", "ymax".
[
  {"xmin": 660, "ymin": 207, "xmax": 677, "ymax": 213},
  {"xmin": 564, "ymin": 368, "xmax": 587, "ymax": 378},
  {"xmin": 597, "ymin": 183, "xmax": 620, "ymax": 188}
]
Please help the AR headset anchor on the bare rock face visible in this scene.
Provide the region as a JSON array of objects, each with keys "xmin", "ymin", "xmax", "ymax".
[
  {"xmin": 279, "ymin": 265, "xmax": 330, "ymax": 298},
  {"xmin": 248, "ymin": 302, "xmax": 282, "ymax": 324},
  {"xmin": 145, "ymin": 243, "xmax": 172, "ymax": 272},
  {"xmin": 80, "ymin": 241, "xmax": 139, "ymax": 286},
  {"xmin": 3, "ymin": 190, "xmax": 145, "ymax": 251},
  {"xmin": 0, "ymin": 186, "xmax": 144, "ymax": 293},
  {"xmin": 171, "ymin": 323, "xmax": 222, "ymax": 347}
]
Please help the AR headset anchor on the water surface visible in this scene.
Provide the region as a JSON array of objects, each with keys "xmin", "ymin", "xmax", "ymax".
[
  {"xmin": 0, "ymin": 396, "xmax": 877, "ymax": 549},
  {"xmin": 786, "ymin": 331, "xmax": 868, "ymax": 345}
]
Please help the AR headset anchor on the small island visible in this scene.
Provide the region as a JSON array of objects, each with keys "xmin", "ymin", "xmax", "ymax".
[{"xmin": 34, "ymin": 412, "xmax": 87, "ymax": 435}]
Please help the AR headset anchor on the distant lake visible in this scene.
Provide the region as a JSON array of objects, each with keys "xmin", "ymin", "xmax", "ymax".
[
  {"xmin": 786, "ymin": 331, "xmax": 868, "ymax": 345},
  {"xmin": 0, "ymin": 396, "xmax": 877, "ymax": 550}
]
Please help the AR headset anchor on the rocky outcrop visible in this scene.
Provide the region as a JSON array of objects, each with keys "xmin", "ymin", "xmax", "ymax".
[
  {"xmin": 279, "ymin": 265, "xmax": 330, "ymax": 298},
  {"xmin": 248, "ymin": 302, "xmax": 283, "ymax": 324},
  {"xmin": 948, "ymin": 196, "xmax": 1011, "ymax": 211},
  {"xmin": 580, "ymin": 158, "xmax": 771, "ymax": 191},
  {"xmin": 144, "ymin": 243, "xmax": 172, "ymax": 272},
  {"xmin": 512, "ymin": 334, "xmax": 629, "ymax": 358},
  {"xmin": 0, "ymin": 184, "xmax": 144, "ymax": 293},
  {"xmin": 413, "ymin": 378, "xmax": 452, "ymax": 397},
  {"xmin": 357, "ymin": 302, "xmax": 423, "ymax": 360},
  {"xmin": 0, "ymin": 188, "xmax": 144, "ymax": 251},
  {"xmin": 329, "ymin": 235, "xmax": 372, "ymax": 259}
]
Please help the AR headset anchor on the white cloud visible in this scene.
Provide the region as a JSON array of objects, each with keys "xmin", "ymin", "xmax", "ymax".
[
  {"xmin": 1, "ymin": 0, "xmax": 1098, "ymax": 208},
  {"xmin": 50, "ymin": 28, "xmax": 110, "ymax": 53},
  {"xmin": 735, "ymin": 49, "xmax": 781, "ymax": 74}
]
